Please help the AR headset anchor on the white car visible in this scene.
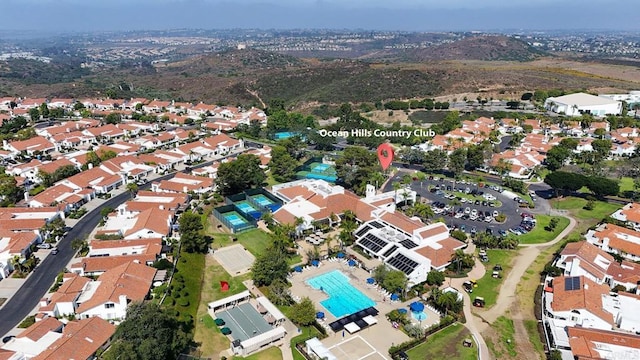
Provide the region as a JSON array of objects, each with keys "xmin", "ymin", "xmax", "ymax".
[
  {"xmin": 464, "ymin": 207, "xmax": 471, "ymax": 214},
  {"xmin": 485, "ymin": 216, "xmax": 493, "ymax": 223},
  {"xmin": 471, "ymin": 209, "xmax": 478, "ymax": 216},
  {"xmin": 493, "ymin": 211, "xmax": 499, "ymax": 218}
]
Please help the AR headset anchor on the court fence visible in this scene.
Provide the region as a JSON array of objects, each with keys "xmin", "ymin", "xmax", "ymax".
[{"xmin": 212, "ymin": 204, "xmax": 256, "ymax": 233}]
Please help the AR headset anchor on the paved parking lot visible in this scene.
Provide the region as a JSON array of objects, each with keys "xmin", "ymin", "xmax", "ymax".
[{"xmin": 388, "ymin": 174, "xmax": 530, "ymax": 235}]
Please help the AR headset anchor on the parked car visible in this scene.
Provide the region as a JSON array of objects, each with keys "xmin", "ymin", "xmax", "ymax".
[
  {"xmin": 37, "ymin": 243, "xmax": 52, "ymax": 249},
  {"xmin": 51, "ymin": 247, "xmax": 59, "ymax": 255},
  {"xmin": 463, "ymin": 281, "xmax": 474, "ymax": 293},
  {"xmin": 464, "ymin": 207, "xmax": 471, "ymax": 214},
  {"xmin": 493, "ymin": 211, "xmax": 499, "ymax": 218},
  {"xmin": 473, "ymin": 297, "xmax": 486, "ymax": 307}
]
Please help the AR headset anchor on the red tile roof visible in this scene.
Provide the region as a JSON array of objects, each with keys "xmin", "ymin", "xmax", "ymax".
[{"xmin": 32, "ymin": 317, "xmax": 115, "ymax": 360}]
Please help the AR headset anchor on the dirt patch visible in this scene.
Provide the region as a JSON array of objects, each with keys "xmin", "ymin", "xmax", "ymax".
[{"xmin": 363, "ymin": 109, "xmax": 412, "ymax": 126}]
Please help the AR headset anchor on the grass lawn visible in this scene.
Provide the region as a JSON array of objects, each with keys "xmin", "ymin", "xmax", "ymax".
[
  {"xmin": 471, "ymin": 249, "xmax": 516, "ymax": 309},
  {"xmin": 171, "ymin": 252, "xmax": 205, "ymax": 322},
  {"xmin": 233, "ymin": 346, "xmax": 283, "ymax": 360},
  {"xmin": 554, "ymin": 197, "xmax": 621, "ymax": 221},
  {"xmin": 210, "ymin": 229, "xmax": 302, "ymax": 266},
  {"xmin": 619, "ymin": 177, "xmax": 634, "ymax": 193},
  {"xmin": 290, "ymin": 326, "xmax": 323, "ymax": 360},
  {"xmin": 193, "ymin": 257, "xmax": 249, "ymax": 358},
  {"xmin": 488, "ymin": 316, "xmax": 517, "ymax": 358},
  {"xmin": 523, "ymin": 320, "xmax": 545, "ymax": 355},
  {"xmin": 516, "ymin": 215, "xmax": 569, "ymax": 244},
  {"xmin": 406, "ymin": 323, "xmax": 477, "ymax": 360}
]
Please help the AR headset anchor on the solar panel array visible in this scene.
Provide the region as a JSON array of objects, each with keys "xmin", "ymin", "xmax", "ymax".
[
  {"xmin": 355, "ymin": 225, "xmax": 372, "ymax": 238},
  {"xmin": 359, "ymin": 233, "xmax": 389, "ymax": 253},
  {"xmin": 564, "ymin": 276, "xmax": 581, "ymax": 291},
  {"xmin": 399, "ymin": 239, "xmax": 418, "ymax": 249},
  {"xmin": 382, "ymin": 245, "xmax": 399, "ymax": 258},
  {"xmin": 387, "ymin": 253, "xmax": 419, "ymax": 275},
  {"xmin": 369, "ymin": 221, "xmax": 385, "ymax": 229}
]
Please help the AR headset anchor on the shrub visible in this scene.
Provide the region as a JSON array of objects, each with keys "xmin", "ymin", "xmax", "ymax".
[
  {"xmin": 178, "ymin": 298, "xmax": 190, "ymax": 307},
  {"xmin": 404, "ymin": 323, "xmax": 425, "ymax": 338},
  {"xmin": 583, "ymin": 200, "xmax": 595, "ymax": 210}
]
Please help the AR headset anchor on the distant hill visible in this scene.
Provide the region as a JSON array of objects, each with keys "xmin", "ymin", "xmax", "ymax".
[{"xmin": 405, "ymin": 35, "xmax": 546, "ymax": 62}]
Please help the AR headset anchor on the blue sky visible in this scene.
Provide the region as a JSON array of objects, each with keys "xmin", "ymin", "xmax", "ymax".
[{"xmin": 1, "ymin": 0, "xmax": 638, "ymax": 31}]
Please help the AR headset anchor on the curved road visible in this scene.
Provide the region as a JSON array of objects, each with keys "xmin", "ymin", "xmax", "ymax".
[{"xmin": 0, "ymin": 153, "xmax": 233, "ymax": 337}]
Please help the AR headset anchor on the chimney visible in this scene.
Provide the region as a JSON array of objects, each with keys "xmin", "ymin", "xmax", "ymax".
[
  {"xmin": 583, "ymin": 283, "xmax": 589, "ymax": 291},
  {"xmin": 24, "ymin": 191, "xmax": 29, "ymax": 202},
  {"xmin": 88, "ymin": 163, "xmax": 93, "ymax": 169},
  {"xmin": 119, "ymin": 295, "xmax": 127, "ymax": 308}
]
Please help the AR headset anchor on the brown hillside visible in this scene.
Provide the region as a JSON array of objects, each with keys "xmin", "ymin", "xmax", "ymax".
[{"xmin": 406, "ymin": 35, "xmax": 545, "ymax": 62}]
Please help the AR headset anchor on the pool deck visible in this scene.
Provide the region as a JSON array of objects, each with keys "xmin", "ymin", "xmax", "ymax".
[{"xmin": 289, "ymin": 260, "xmax": 440, "ymax": 356}]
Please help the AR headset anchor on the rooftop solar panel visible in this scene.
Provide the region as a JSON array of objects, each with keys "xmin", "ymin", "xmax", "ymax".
[
  {"xmin": 399, "ymin": 239, "xmax": 418, "ymax": 249},
  {"xmin": 355, "ymin": 225, "xmax": 372, "ymax": 238},
  {"xmin": 369, "ymin": 221, "xmax": 385, "ymax": 229},
  {"xmin": 564, "ymin": 276, "xmax": 581, "ymax": 291},
  {"xmin": 387, "ymin": 253, "xmax": 419, "ymax": 275},
  {"xmin": 382, "ymin": 245, "xmax": 399, "ymax": 258}
]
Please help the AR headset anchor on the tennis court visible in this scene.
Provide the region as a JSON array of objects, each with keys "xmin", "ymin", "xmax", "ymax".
[
  {"xmin": 252, "ymin": 194, "xmax": 275, "ymax": 207},
  {"xmin": 223, "ymin": 211, "xmax": 249, "ymax": 226},
  {"xmin": 236, "ymin": 201, "xmax": 258, "ymax": 213},
  {"xmin": 216, "ymin": 303, "xmax": 272, "ymax": 342},
  {"xmin": 297, "ymin": 162, "xmax": 337, "ymax": 182},
  {"xmin": 213, "ymin": 244, "xmax": 256, "ymax": 275}
]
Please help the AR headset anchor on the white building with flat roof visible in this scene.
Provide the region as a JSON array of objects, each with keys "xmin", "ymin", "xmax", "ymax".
[{"xmin": 544, "ymin": 93, "xmax": 622, "ymax": 117}]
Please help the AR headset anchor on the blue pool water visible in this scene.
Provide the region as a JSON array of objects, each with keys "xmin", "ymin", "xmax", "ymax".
[
  {"xmin": 306, "ymin": 270, "xmax": 376, "ymax": 318},
  {"xmin": 412, "ymin": 311, "xmax": 428, "ymax": 321},
  {"xmin": 252, "ymin": 194, "xmax": 274, "ymax": 206},
  {"xmin": 274, "ymin": 131, "xmax": 297, "ymax": 140}
]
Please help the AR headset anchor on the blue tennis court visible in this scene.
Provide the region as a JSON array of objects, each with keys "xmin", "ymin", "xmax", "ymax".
[
  {"xmin": 252, "ymin": 194, "xmax": 275, "ymax": 207},
  {"xmin": 312, "ymin": 164, "xmax": 331, "ymax": 172},
  {"xmin": 236, "ymin": 201, "xmax": 258, "ymax": 214},
  {"xmin": 223, "ymin": 212, "xmax": 248, "ymax": 226},
  {"xmin": 216, "ymin": 303, "xmax": 272, "ymax": 342}
]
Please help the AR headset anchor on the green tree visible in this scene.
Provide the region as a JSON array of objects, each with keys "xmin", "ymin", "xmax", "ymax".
[
  {"xmin": 382, "ymin": 270, "xmax": 408, "ymax": 295},
  {"xmin": 104, "ymin": 302, "xmax": 191, "ymax": 360},
  {"xmin": 104, "ymin": 112, "xmax": 122, "ymax": 124},
  {"xmin": 126, "ymin": 183, "xmax": 139, "ymax": 199},
  {"xmin": 466, "ymin": 144, "xmax": 486, "ymax": 170},
  {"xmin": 448, "ymin": 148, "xmax": 466, "ymax": 177},
  {"xmin": 289, "ymin": 297, "xmax": 317, "ymax": 326},
  {"xmin": 586, "ymin": 176, "xmax": 619, "ymax": 198},
  {"xmin": 28, "ymin": 108, "xmax": 40, "ymax": 122},
  {"xmin": 39, "ymin": 103, "xmax": 49, "ymax": 118},
  {"xmin": 544, "ymin": 171, "xmax": 587, "ymax": 197},
  {"xmin": 0, "ymin": 173, "xmax": 20, "ymax": 205},
  {"xmin": 335, "ymin": 146, "xmax": 381, "ymax": 195},
  {"xmin": 266, "ymin": 279, "xmax": 292, "ymax": 306},
  {"xmin": 178, "ymin": 211, "xmax": 207, "ymax": 253},
  {"xmin": 71, "ymin": 238, "xmax": 89, "ymax": 253},
  {"xmin": 426, "ymin": 270, "xmax": 445, "ymax": 286},
  {"xmin": 422, "ymin": 149, "xmax": 448, "ymax": 173},
  {"xmin": 279, "ymin": 136, "xmax": 306, "ymax": 160},
  {"xmin": 591, "ymin": 139, "xmax": 612, "ymax": 162},
  {"xmin": 216, "ymin": 154, "xmax": 266, "ymax": 195},
  {"xmin": 251, "ymin": 246, "xmax": 290, "ymax": 286},
  {"xmin": 545, "ymin": 145, "xmax": 572, "ymax": 171},
  {"xmin": 269, "ymin": 145, "xmax": 298, "ymax": 182}
]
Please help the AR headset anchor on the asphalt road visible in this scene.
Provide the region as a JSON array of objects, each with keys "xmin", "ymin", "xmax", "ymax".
[
  {"xmin": 0, "ymin": 150, "xmax": 235, "ymax": 337},
  {"xmin": 384, "ymin": 173, "xmax": 525, "ymax": 235}
]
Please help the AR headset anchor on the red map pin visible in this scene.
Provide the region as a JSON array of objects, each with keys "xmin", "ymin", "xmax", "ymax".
[{"xmin": 377, "ymin": 143, "xmax": 394, "ymax": 171}]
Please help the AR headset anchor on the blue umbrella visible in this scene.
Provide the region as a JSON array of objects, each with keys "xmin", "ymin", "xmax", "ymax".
[
  {"xmin": 311, "ymin": 260, "xmax": 320, "ymax": 267},
  {"xmin": 348, "ymin": 259, "xmax": 356, "ymax": 267},
  {"xmin": 316, "ymin": 312, "xmax": 325, "ymax": 319},
  {"xmin": 294, "ymin": 266, "xmax": 302, "ymax": 272},
  {"xmin": 410, "ymin": 302, "xmax": 425, "ymax": 312},
  {"xmin": 397, "ymin": 308, "xmax": 408, "ymax": 314},
  {"xmin": 366, "ymin": 277, "xmax": 375, "ymax": 284},
  {"xmin": 337, "ymin": 252, "xmax": 345, "ymax": 258},
  {"xmin": 390, "ymin": 294, "xmax": 399, "ymax": 301}
]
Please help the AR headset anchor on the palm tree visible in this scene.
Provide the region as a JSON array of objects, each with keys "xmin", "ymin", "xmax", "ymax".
[
  {"xmin": 415, "ymin": 172, "xmax": 426, "ymax": 188},
  {"xmin": 412, "ymin": 202, "xmax": 434, "ymax": 220},
  {"xmin": 392, "ymin": 182, "xmax": 401, "ymax": 202},
  {"xmin": 294, "ymin": 216, "xmax": 305, "ymax": 239},
  {"xmin": 11, "ymin": 255, "xmax": 23, "ymax": 274},
  {"xmin": 126, "ymin": 182, "xmax": 138, "ymax": 199},
  {"xmin": 342, "ymin": 210, "xmax": 356, "ymax": 223},
  {"xmin": 261, "ymin": 212, "xmax": 274, "ymax": 227},
  {"xmin": 325, "ymin": 235, "xmax": 334, "ymax": 255}
]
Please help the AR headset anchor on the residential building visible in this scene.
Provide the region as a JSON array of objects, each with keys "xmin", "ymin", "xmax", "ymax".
[{"xmin": 586, "ymin": 223, "xmax": 640, "ymax": 262}]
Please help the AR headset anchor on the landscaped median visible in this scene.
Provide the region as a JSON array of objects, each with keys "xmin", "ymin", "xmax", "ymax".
[{"xmin": 515, "ymin": 214, "xmax": 569, "ymax": 244}]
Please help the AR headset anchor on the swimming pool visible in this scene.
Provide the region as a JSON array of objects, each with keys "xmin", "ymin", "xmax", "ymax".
[
  {"xmin": 411, "ymin": 311, "xmax": 428, "ymax": 321},
  {"xmin": 274, "ymin": 131, "xmax": 297, "ymax": 140},
  {"xmin": 306, "ymin": 270, "xmax": 376, "ymax": 318},
  {"xmin": 251, "ymin": 194, "xmax": 274, "ymax": 207},
  {"xmin": 223, "ymin": 212, "xmax": 249, "ymax": 226}
]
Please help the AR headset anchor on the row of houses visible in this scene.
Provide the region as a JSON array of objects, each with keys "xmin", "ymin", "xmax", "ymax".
[
  {"xmin": 414, "ymin": 111, "xmax": 640, "ymax": 179},
  {"xmin": 269, "ymin": 179, "xmax": 465, "ymax": 285},
  {"xmin": 0, "ymin": 96, "xmax": 267, "ymax": 129},
  {"xmin": 543, "ymin": 201, "xmax": 640, "ymax": 358}
]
